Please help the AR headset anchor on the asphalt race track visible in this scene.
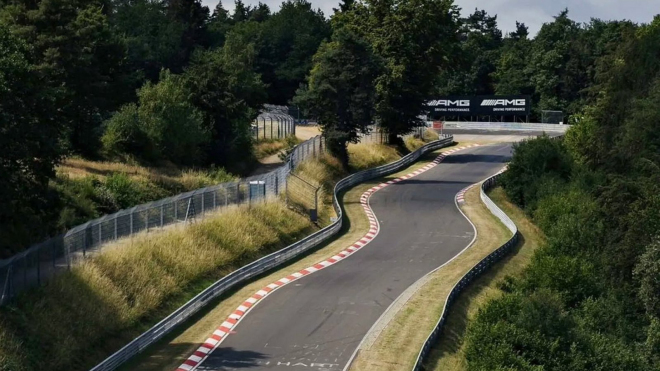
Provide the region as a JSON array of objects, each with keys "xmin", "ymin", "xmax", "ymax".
[{"xmin": 195, "ymin": 143, "xmax": 513, "ymax": 371}]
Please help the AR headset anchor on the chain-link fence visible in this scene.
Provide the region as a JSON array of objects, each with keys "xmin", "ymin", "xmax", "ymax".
[
  {"xmin": 541, "ymin": 110, "xmax": 564, "ymax": 124},
  {"xmin": 0, "ymin": 136, "xmax": 326, "ymax": 306}
]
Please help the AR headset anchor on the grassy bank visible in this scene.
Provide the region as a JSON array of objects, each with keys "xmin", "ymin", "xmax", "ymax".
[
  {"xmin": 0, "ymin": 202, "xmax": 316, "ymax": 371},
  {"xmin": 254, "ymin": 136, "xmax": 301, "ymax": 160},
  {"xmin": 426, "ymin": 187, "xmax": 544, "ymax": 371}
]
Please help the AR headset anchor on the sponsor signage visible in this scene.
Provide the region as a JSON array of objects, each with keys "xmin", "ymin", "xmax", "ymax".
[{"xmin": 427, "ymin": 95, "xmax": 531, "ymax": 117}]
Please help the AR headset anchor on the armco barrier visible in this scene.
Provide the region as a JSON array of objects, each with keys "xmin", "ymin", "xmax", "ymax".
[
  {"xmin": 440, "ymin": 121, "xmax": 570, "ymax": 133},
  {"xmin": 91, "ymin": 135, "xmax": 454, "ymax": 371},
  {"xmin": 412, "ymin": 170, "xmax": 519, "ymax": 371}
]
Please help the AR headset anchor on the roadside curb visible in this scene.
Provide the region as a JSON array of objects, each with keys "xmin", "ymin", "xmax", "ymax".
[{"xmin": 176, "ymin": 144, "xmax": 480, "ymax": 371}]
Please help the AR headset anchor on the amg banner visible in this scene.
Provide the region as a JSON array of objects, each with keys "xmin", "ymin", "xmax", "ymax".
[{"xmin": 427, "ymin": 95, "xmax": 531, "ymax": 117}]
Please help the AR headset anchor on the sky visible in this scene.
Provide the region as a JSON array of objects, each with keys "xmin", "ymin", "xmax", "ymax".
[{"xmin": 205, "ymin": 0, "xmax": 659, "ymax": 35}]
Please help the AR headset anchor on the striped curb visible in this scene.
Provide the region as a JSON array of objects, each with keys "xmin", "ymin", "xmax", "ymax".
[
  {"xmin": 456, "ymin": 184, "xmax": 476, "ymax": 204},
  {"xmin": 176, "ymin": 143, "xmax": 481, "ymax": 371},
  {"xmin": 458, "ymin": 164, "xmax": 508, "ymax": 204}
]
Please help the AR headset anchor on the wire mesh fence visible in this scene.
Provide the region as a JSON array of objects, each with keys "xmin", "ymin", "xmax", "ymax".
[
  {"xmin": 0, "ymin": 135, "xmax": 326, "ymax": 306},
  {"xmin": 286, "ymin": 174, "xmax": 321, "ymax": 222}
]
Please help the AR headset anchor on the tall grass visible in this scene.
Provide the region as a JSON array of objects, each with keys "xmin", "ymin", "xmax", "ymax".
[
  {"xmin": 0, "ymin": 202, "xmax": 313, "ymax": 371},
  {"xmin": 289, "ymin": 154, "xmax": 346, "ymax": 225},
  {"xmin": 254, "ymin": 136, "xmax": 301, "ymax": 160},
  {"xmin": 348, "ymin": 143, "xmax": 401, "ymax": 171}
]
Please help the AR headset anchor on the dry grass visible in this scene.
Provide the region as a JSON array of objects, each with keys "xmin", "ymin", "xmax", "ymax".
[
  {"xmin": 348, "ymin": 143, "xmax": 402, "ymax": 171},
  {"xmin": 254, "ymin": 137, "xmax": 301, "ymax": 160},
  {"xmin": 350, "ymin": 185, "xmax": 511, "ymax": 371},
  {"xmin": 0, "ymin": 202, "xmax": 314, "ymax": 371},
  {"xmin": 295, "ymin": 125, "xmax": 322, "ymax": 141},
  {"xmin": 58, "ymin": 157, "xmax": 236, "ymax": 192},
  {"xmin": 425, "ymin": 187, "xmax": 544, "ymax": 371},
  {"xmin": 287, "ymin": 153, "xmax": 346, "ymax": 225}
]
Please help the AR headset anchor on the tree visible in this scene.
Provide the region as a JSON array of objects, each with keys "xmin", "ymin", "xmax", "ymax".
[
  {"xmin": 166, "ymin": 0, "xmax": 210, "ymax": 72},
  {"xmin": 345, "ymin": 0, "xmax": 460, "ymax": 141},
  {"xmin": 1, "ymin": 0, "xmax": 130, "ymax": 156},
  {"xmin": 232, "ymin": 0, "xmax": 250, "ymax": 22},
  {"xmin": 249, "ymin": 2, "xmax": 271, "ymax": 22},
  {"xmin": 0, "ymin": 25, "xmax": 62, "ymax": 256},
  {"xmin": 102, "ymin": 71, "xmax": 209, "ymax": 166},
  {"xmin": 436, "ymin": 8, "xmax": 503, "ymax": 96},
  {"xmin": 184, "ymin": 36, "xmax": 267, "ymax": 173},
  {"xmin": 294, "ymin": 28, "xmax": 381, "ymax": 167},
  {"xmin": 207, "ymin": 1, "xmax": 234, "ymax": 47},
  {"xmin": 492, "ymin": 22, "xmax": 534, "ymax": 96},
  {"xmin": 110, "ymin": 0, "xmax": 185, "ymax": 82},
  {"xmin": 257, "ymin": 0, "xmax": 331, "ymax": 104}
]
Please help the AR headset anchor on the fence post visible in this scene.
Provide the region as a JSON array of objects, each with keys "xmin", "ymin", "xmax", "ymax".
[
  {"xmin": 114, "ymin": 217, "xmax": 118, "ymax": 240},
  {"xmin": 160, "ymin": 205, "xmax": 164, "ymax": 227},
  {"xmin": 263, "ymin": 118, "xmax": 267, "ymax": 140},
  {"xmin": 174, "ymin": 200, "xmax": 178, "ymax": 221},
  {"xmin": 130, "ymin": 212, "xmax": 134, "ymax": 234},
  {"xmin": 275, "ymin": 173, "xmax": 279, "ymax": 195},
  {"xmin": 82, "ymin": 226, "xmax": 87, "ymax": 258},
  {"xmin": 271, "ymin": 118, "xmax": 274, "ymax": 139},
  {"xmin": 213, "ymin": 190, "xmax": 217, "ymax": 209},
  {"xmin": 145, "ymin": 210, "xmax": 149, "ymax": 232},
  {"xmin": 201, "ymin": 192, "xmax": 205, "ymax": 214}
]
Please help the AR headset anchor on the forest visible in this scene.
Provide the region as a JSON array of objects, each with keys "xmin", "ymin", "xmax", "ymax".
[{"xmin": 1, "ymin": 0, "xmax": 660, "ymax": 369}]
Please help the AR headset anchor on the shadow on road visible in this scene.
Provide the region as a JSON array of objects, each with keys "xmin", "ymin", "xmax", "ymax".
[{"xmin": 441, "ymin": 153, "xmax": 510, "ymax": 164}]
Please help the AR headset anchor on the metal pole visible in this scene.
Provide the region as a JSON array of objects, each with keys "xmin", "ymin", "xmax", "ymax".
[
  {"xmin": 114, "ymin": 216, "xmax": 118, "ymax": 240},
  {"xmin": 160, "ymin": 205, "xmax": 164, "ymax": 227},
  {"xmin": 130, "ymin": 212, "xmax": 133, "ymax": 233}
]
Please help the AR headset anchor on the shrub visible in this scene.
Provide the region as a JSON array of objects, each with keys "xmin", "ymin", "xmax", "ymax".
[
  {"xmin": 502, "ymin": 135, "xmax": 573, "ymax": 210},
  {"xmin": 101, "ymin": 104, "xmax": 152, "ymax": 160}
]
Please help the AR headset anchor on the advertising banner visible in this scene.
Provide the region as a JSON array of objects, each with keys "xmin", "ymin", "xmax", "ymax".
[{"xmin": 427, "ymin": 95, "xmax": 531, "ymax": 117}]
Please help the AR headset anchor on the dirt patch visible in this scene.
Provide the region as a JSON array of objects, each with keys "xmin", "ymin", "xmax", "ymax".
[{"xmin": 295, "ymin": 125, "xmax": 322, "ymax": 141}]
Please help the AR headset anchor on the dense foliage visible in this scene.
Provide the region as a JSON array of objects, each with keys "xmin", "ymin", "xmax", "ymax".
[
  {"xmin": 0, "ymin": 0, "xmax": 330, "ymax": 256},
  {"xmin": 464, "ymin": 17, "xmax": 660, "ymax": 370}
]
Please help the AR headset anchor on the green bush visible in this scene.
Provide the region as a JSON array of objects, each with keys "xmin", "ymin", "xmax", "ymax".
[
  {"xmin": 502, "ymin": 135, "xmax": 573, "ymax": 211},
  {"xmin": 102, "ymin": 71, "xmax": 210, "ymax": 166},
  {"xmin": 101, "ymin": 104, "xmax": 152, "ymax": 160}
]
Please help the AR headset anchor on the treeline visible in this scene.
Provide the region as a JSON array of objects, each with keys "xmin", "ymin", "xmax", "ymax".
[
  {"xmin": 463, "ymin": 17, "xmax": 660, "ymax": 371},
  {"xmin": 0, "ymin": 0, "xmax": 330, "ymax": 257}
]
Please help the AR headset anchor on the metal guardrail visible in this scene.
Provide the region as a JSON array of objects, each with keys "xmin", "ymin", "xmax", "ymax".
[
  {"xmin": 91, "ymin": 135, "xmax": 454, "ymax": 371},
  {"xmin": 412, "ymin": 170, "xmax": 519, "ymax": 371},
  {"xmin": 439, "ymin": 121, "xmax": 570, "ymax": 133},
  {"xmin": 0, "ymin": 136, "xmax": 325, "ymax": 306}
]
